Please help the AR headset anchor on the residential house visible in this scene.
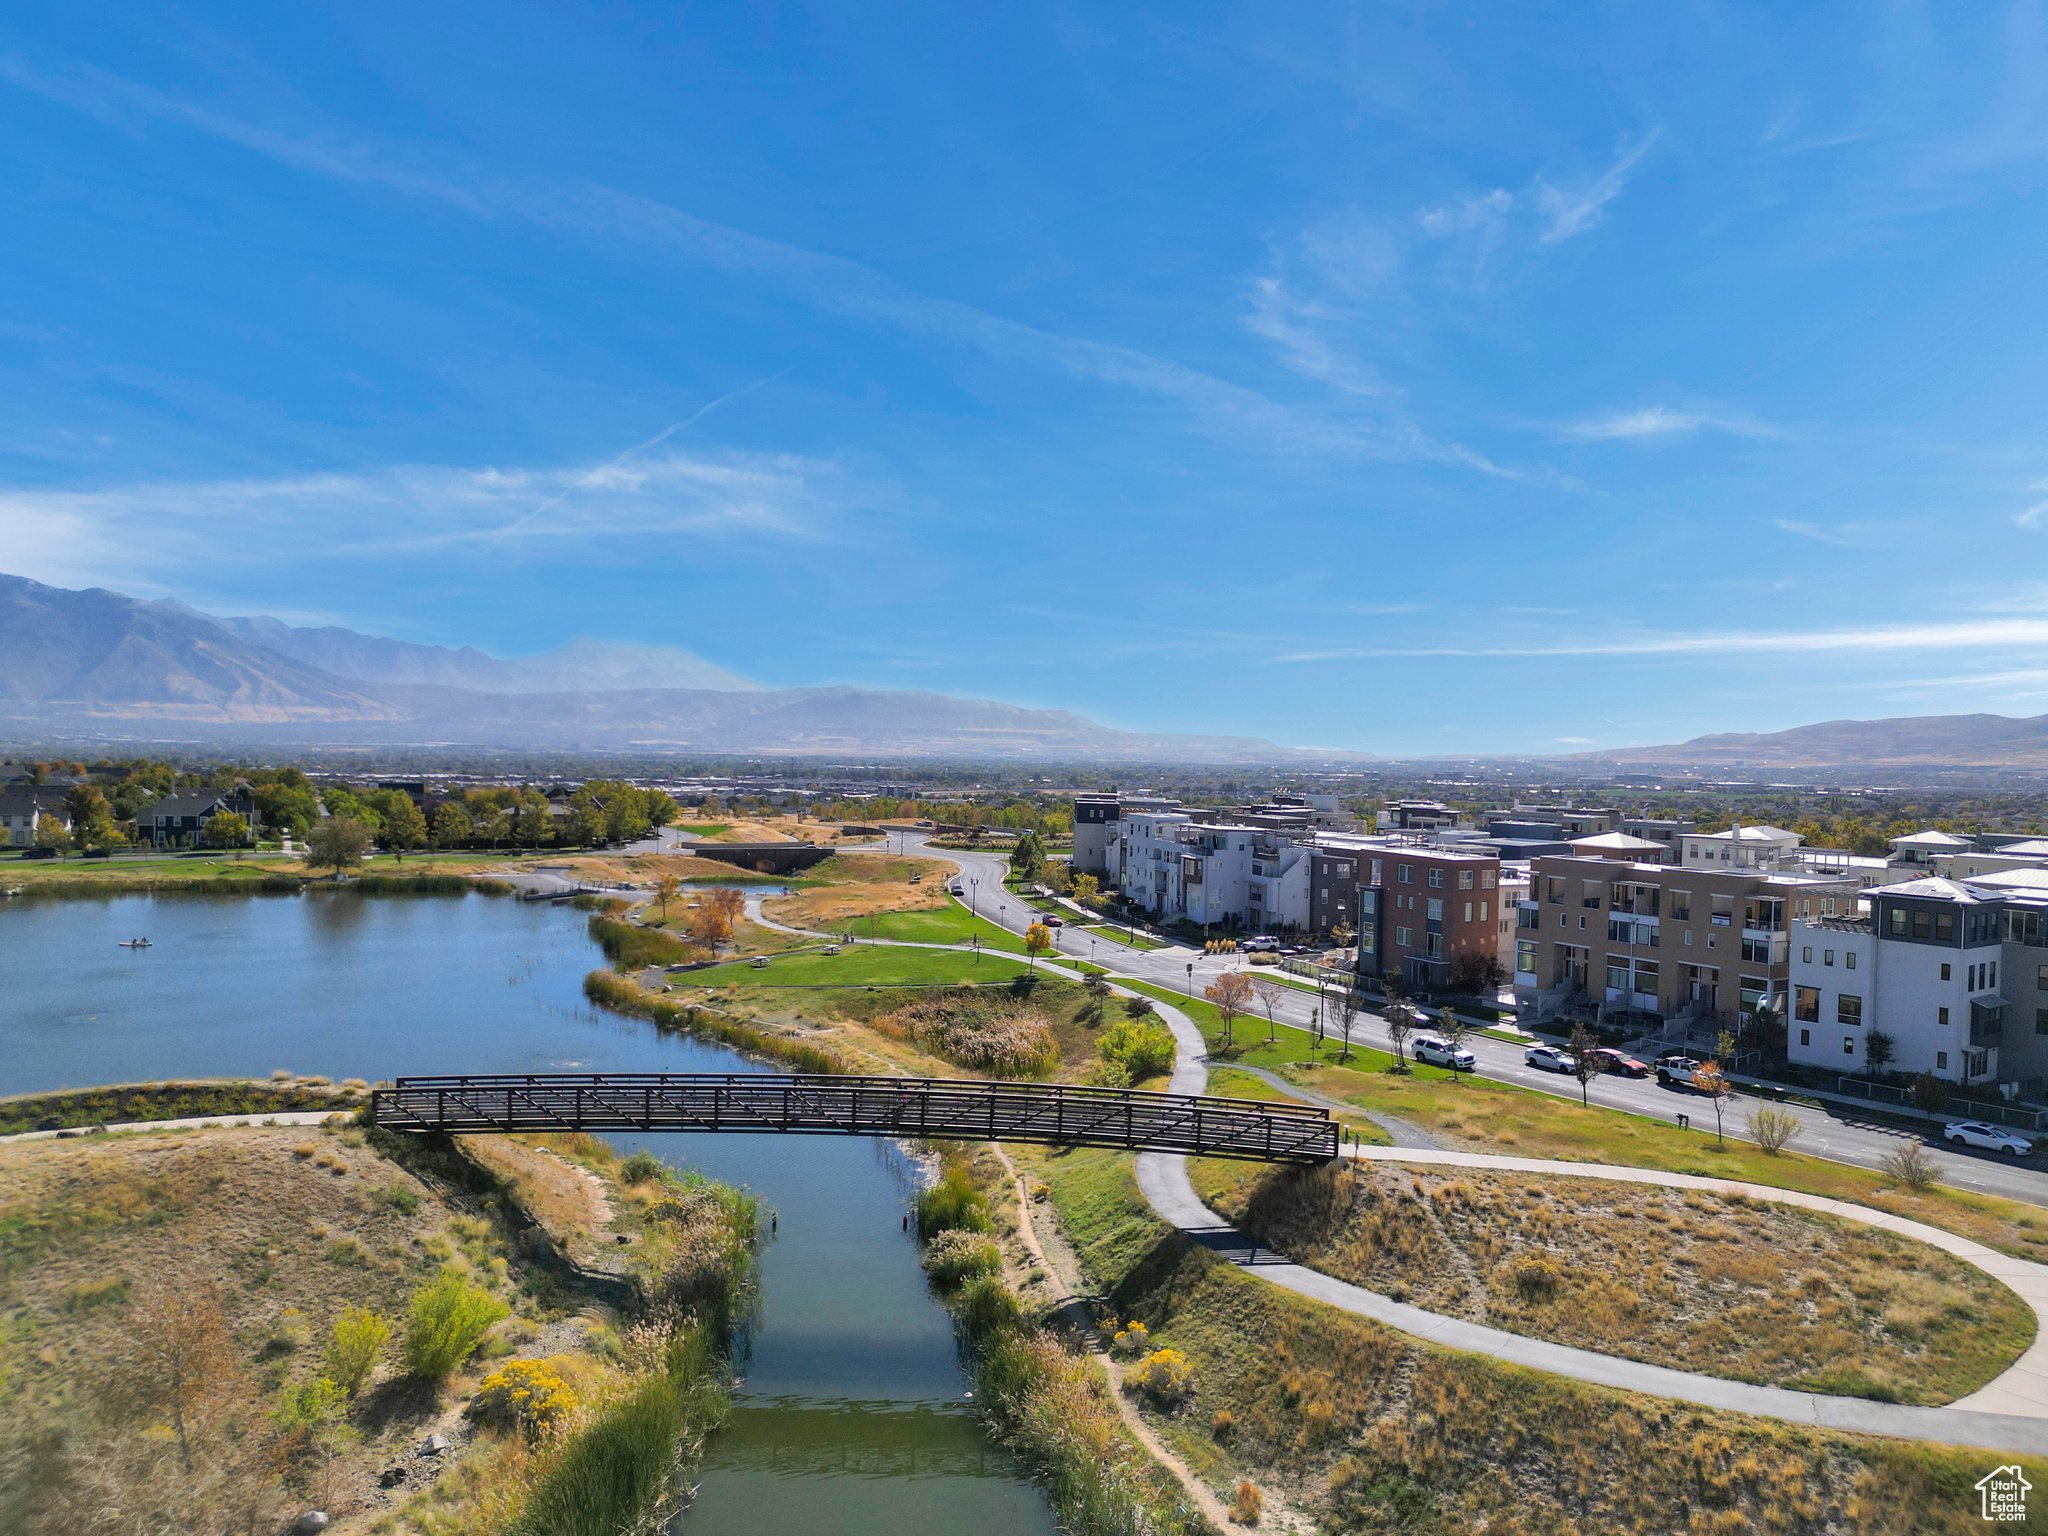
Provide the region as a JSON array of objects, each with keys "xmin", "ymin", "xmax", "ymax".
[
  {"xmin": 0, "ymin": 789, "xmax": 72, "ymax": 848},
  {"xmin": 148, "ymin": 791, "xmax": 261, "ymax": 848}
]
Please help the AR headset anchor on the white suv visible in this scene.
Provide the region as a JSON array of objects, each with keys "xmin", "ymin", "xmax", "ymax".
[
  {"xmin": 1412, "ymin": 1035, "xmax": 1476, "ymax": 1072},
  {"xmin": 1944, "ymin": 1120, "xmax": 2034, "ymax": 1156}
]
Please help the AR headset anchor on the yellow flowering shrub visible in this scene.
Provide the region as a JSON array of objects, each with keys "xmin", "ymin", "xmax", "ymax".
[
  {"xmin": 1109, "ymin": 1320, "xmax": 1150, "ymax": 1356},
  {"xmin": 1126, "ymin": 1346, "xmax": 1194, "ymax": 1405},
  {"xmin": 470, "ymin": 1358, "xmax": 578, "ymax": 1437}
]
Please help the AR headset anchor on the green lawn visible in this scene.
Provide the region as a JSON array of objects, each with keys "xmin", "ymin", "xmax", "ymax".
[
  {"xmin": 852, "ymin": 903, "xmax": 1030, "ymax": 953},
  {"xmin": 683, "ymin": 946, "xmax": 1033, "ymax": 988},
  {"xmin": 1080, "ymin": 924, "xmax": 1165, "ymax": 952}
]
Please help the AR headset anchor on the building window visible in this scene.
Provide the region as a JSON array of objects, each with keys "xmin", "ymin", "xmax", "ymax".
[
  {"xmin": 1371, "ymin": 859, "xmax": 1382, "ymax": 885},
  {"xmin": 1670, "ymin": 891, "xmax": 1691, "ymax": 919},
  {"xmin": 1938, "ymin": 1007, "xmax": 1950, "ymax": 1025},
  {"xmin": 1938, "ymin": 1051, "xmax": 1948, "ymax": 1070},
  {"xmin": 1608, "ymin": 959, "xmax": 1630, "ymax": 991},
  {"xmin": 1936, "ymin": 913, "xmax": 1955, "ymax": 942},
  {"xmin": 1427, "ymin": 899, "xmax": 1443, "ymax": 921},
  {"xmin": 1684, "ymin": 930, "xmax": 1693, "ymax": 947},
  {"xmin": 1458, "ymin": 869, "xmax": 1474, "ymax": 890},
  {"xmin": 1428, "ymin": 869, "xmax": 1444, "ymax": 889},
  {"xmin": 1940, "ymin": 963, "xmax": 1951, "ymax": 981},
  {"xmin": 1824, "ymin": 949, "xmax": 1834, "ymax": 966},
  {"xmin": 1802, "ymin": 946, "xmax": 1812, "ymax": 963},
  {"xmin": 1890, "ymin": 908, "xmax": 1907, "ymax": 936},
  {"xmin": 1837, "ymin": 994, "xmax": 1861, "ymax": 1026},
  {"xmin": 1463, "ymin": 902, "xmax": 1473, "ymax": 922},
  {"xmin": 1398, "ymin": 865, "xmax": 1412, "ymax": 884},
  {"xmin": 1799, "ymin": 1029, "xmax": 1811, "ymax": 1047},
  {"xmin": 1479, "ymin": 901, "xmax": 1488, "ymax": 921},
  {"xmin": 1481, "ymin": 871, "xmax": 1496, "ymax": 889},
  {"xmin": 1517, "ymin": 940, "xmax": 1538, "ymax": 975},
  {"xmin": 1395, "ymin": 926, "xmax": 1411, "ymax": 947},
  {"xmin": 1844, "ymin": 1037, "xmax": 1855, "ymax": 1055},
  {"xmin": 1846, "ymin": 951, "xmax": 1857, "ymax": 970},
  {"xmin": 2036, "ymin": 1007, "xmax": 2048, "ymax": 1036},
  {"xmin": 1795, "ymin": 986, "xmax": 1820, "ymax": 1023},
  {"xmin": 1426, "ymin": 933, "xmax": 1442, "ymax": 958}
]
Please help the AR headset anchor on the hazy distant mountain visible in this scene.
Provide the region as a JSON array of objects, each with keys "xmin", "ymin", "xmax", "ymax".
[
  {"xmin": 0, "ymin": 574, "xmax": 400, "ymax": 721},
  {"xmin": 1567, "ymin": 713, "xmax": 2048, "ymax": 772},
  {"xmin": 207, "ymin": 614, "xmax": 760, "ymax": 694},
  {"xmin": 0, "ymin": 573, "xmax": 1289, "ymax": 761}
]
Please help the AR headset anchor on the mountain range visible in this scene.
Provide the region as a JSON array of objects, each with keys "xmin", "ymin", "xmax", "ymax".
[
  {"xmin": 1563, "ymin": 715, "xmax": 2048, "ymax": 774},
  {"xmin": 0, "ymin": 574, "xmax": 1286, "ymax": 761}
]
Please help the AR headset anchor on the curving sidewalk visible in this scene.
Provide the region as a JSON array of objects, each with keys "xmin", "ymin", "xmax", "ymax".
[{"xmin": 1129, "ymin": 989, "xmax": 2048, "ymax": 1456}]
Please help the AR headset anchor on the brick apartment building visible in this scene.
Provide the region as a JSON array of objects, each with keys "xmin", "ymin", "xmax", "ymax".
[{"xmin": 1353, "ymin": 846, "xmax": 1504, "ymax": 992}]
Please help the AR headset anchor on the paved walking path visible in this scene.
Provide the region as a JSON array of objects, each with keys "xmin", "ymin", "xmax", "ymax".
[
  {"xmin": 1131, "ymin": 985, "xmax": 2048, "ymax": 1453},
  {"xmin": 0, "ymin": 1109, "xmax": 341, "ymax": 1145}
]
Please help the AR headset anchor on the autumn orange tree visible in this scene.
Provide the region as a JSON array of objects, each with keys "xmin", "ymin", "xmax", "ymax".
[{"xmin": 1205, "ymin": 971, "xmax": 1252, "ymax": 1049}]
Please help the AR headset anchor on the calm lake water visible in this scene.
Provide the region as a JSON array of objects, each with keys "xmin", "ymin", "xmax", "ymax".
[{"xmin": 0, "ymin": 889, "xmax": 1057, "ymax": 1536}]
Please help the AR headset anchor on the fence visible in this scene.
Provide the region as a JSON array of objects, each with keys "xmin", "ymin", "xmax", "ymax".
[{"xmin": 1829, "ymin": 1075, "xmax": 2048, "ymax": 1130}]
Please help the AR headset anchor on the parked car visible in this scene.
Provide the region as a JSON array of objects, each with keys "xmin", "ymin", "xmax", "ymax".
[
  {"xmin": 1592, "ymin": 1047, "xmax": 1648, "ymax": 1078},
  {"xmin": 1654, "ymin": 1055, "xmax": 1705, "ymax": 1088},
  {"xmin": 949, "ymin": 884, "xmax": 965, "ymax": 896},
  {"xmin": 1525, "ymin": 1045, "xmax": 1576, "ymax": 1073},
  {"xmin": 1042, "ymin": 916, "xmax": 1064, "ymax": 928},
  {"xmin": 1243, "ymin": 935, "xmax": 1280, "ymax": 952},
  {"xmin": 1945, "ymin": 1120, "xmax": 2034, "ymax": 1156},
  {"xmin": 22, "ymin": 847, "xmax": 56, "ymax": 860},
  {"xmin": 1413, "ymin": 1035, "xmax": 1477, "ymax": 1072}
]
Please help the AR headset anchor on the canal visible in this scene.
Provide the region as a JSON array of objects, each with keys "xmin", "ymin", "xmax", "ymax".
[{"xmin": 0, "ymin": 887, "xmax": 1060, "ymax": 1536}]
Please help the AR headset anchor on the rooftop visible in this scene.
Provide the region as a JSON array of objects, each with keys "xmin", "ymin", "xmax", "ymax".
[{"xmin": 1879, "ymin": 876, "xmax": 1998, "ymax": 904}]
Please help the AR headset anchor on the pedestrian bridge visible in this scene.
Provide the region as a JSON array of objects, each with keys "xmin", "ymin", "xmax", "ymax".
[{"xmin": 370, "ymin": 1072, "xmax": 1337, "ymax": 1164}]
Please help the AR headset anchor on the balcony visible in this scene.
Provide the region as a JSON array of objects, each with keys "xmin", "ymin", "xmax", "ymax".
[{"xmin": 1972, "ymin": 1000, "xmax": 2006, "ymax": 1047}]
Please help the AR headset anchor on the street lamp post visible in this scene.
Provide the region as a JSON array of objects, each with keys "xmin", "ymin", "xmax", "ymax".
[
  {"xmin": 969, "ymin": 877, "xmax": 979, "ymax": 916},
  {"xmin": 1185, "ymin": 962, "xmax": 1193, "ymax": 1001}
]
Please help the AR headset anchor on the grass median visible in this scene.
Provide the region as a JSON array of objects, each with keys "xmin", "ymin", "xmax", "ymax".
[{"xmin": 680, "ymin": 946, "xmax": 1035, "ymax": 988}]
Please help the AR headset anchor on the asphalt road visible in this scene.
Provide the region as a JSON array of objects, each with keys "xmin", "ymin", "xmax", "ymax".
[{"xmin": 888, "ymin": 831, "xmax": 2048, "ymax": 1209}]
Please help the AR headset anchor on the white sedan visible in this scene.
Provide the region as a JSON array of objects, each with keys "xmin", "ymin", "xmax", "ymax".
[
  {"xmin": 1413, "ymin": 1035, "xmax": 1477, "ymax": 1072},
  {"xmin": 1525, "ymin": 1045, "xmax": 1577, "ymax": 1074},
  {"xmin": 1944, "ymin": 1120, "xmax": 2034, "ymax": 1156}
]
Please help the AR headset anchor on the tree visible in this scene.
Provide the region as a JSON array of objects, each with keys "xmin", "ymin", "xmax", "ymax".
[
  {"xmin": 1568, "ymin": 1023, "xmax": 1601, "ymax": 1107},
  {"xmin": 1332, "ymin": 981, "xmax": 1363, "ymax": 1064},
  {"xmin": 1447, "ymin": 951, "xmax": 1506, "ymax": 1000},
  {"xmin": 110, "ymin": 1284, "xmax": 242, "ymax": 1473},
  {"xmin": 1693, "ymin": 1039, "xmax": 1741, "ymax": 1149},
  {"xmin": 1044, "ymin": 861, "xmax": 1072, "ymax": 897},
  {"xmin": 691, "ymin": 886, "xmax": 745, "ymax": 947},
  {"xmin": 1384, "ymin": 999, "xmax": 1417, "ymax": 1070},
  {"xmin": 382, "ymin": 796, "xmax": 426, "ymax": 861},
  {"xmin": 32, "ymin": 817, "xmax": 71, "ymax": 856},
  {"xmin": 1748, "ymin": 1001, "xmax": 1786, "ymax": 1056},
  {"xmin": 1206, "ymin": 971, "xmax": 1252, "ymax": 1049},
  {"xmin": 306, "ymin": 817, "xmax": 373, "ymax": 878},
  {"xmin": 1025, "ymin": 921, "xmax": 1053, "ymax": 970},
  {"xmin": 561, "ymin": 803, "xmax": 602, "ymax": 849},
  {"xmin": 1863, "ymin": 1030, "xmax": 1895, "ymax": 1074},
  {"xmin": 514, "ymin": 800, "xmax": 552, "ymax": 847},
  {"xmin": 200, "ymin": 811, "xmax": 250, "ymax": 849},
  {"xmin": 431, "ymin": 801, "xmax": 472, "ymax": 852},
  {"xmin": 1438, "ymin": 1011, "xmax": 1474, "ymax": 1078},
  {"xmin": 1072, "ymin": 872, "xmax": 1100, "ymax": 906},
  {"xmin": 1251, "ymin": 976, "xmax": 1286, "ymax": 1043},
  {"xmin": 655, "ymin": 875, "xmax": 682, "ymax": 923},
  {"xmin": 66, "ymin": 783, "xmax": 118, "ymax": 850},
  {"xmin": 476, "ymin": 805, "xmax": 511, "ymax": 851},
  {"xmin": 1009, "ymin": 831, "xmax": 1045, "ymax": 882}
]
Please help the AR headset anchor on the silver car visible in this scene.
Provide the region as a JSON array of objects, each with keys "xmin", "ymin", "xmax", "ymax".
[
  {"xmin": 1944, "ymin": 1120, "xmax": 2033, "ymax": 1156},
  {"xmin": 1525, "ymin": 1045, "xmax": 1577, "ymax": 1074}
]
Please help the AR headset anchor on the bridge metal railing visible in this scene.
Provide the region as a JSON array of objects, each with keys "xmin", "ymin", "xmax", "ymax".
[{"xmin": 371, "ymin": 1072, "xmax": 1337, "ymax": 1164}]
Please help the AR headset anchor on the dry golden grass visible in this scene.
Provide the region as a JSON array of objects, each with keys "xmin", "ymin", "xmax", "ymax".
[
  {"xmin": 456, "ymin": 1136, "xmax": 612, "ymax": 1259},
  {"xmin": 1192, "ymin": 1160, "xmax": 2033, "ymax": 1405},
  {"xmin": 762, "ymin": 877, "xmax": 950, "ymax": 928}
]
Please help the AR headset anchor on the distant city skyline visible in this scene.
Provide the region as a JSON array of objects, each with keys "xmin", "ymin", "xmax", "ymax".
[{"xmin": 3, "ymin": 4, "xmax": 2047, "ymax": 756}]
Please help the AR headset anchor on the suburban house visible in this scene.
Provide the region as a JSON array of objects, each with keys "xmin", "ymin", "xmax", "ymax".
[
  {"xmin": 0, "ymin": 788, "xmax": 73, "ymax": 847},
  {"xmin": 147, "ymin": 790, "xmax": 262, "ymax": 848}
]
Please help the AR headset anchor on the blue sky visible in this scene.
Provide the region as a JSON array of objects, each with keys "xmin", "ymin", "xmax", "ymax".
[{"xmin": 4, "ymin": 3, "xmax": 2048, "ymax": 756}]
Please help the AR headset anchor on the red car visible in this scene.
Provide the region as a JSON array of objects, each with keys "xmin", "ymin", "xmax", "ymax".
[{"xmin": 1593, "ymin": 1048, "xmax": 1648, "ymax": 1077}]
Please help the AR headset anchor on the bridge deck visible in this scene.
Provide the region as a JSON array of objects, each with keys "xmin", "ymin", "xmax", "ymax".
[{"xmin": 371, "ymin": 1072, "xmax": 1336, "ymax": 1164}]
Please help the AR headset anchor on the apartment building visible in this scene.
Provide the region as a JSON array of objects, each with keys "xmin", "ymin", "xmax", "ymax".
[
  {"xmin": 1071, "ymin": 793, "xmax": 1123, "ymax": 875},
  {"xmin": 1682, "ymin": 825, "xmax": 1802, "ymax": 870},
  {"xmin": 1355, "ymin": 847, "xmax": 1503, "ymax": 992},
  {"xmin": 1102, "ymin": 809, "xmax": 1312, "ymax": 931},
  {"xmin": 1516, "ymin": 853, "xmax": 1860, "ymax": 1038},
  {"xmin": 1786, "ymin": 878, "xmax": 2008, "ymax": 1086}
]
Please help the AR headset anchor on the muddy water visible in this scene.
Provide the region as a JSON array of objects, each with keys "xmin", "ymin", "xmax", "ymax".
[{"xmin": 0, "ymin": 889, "xmax": 1058, "ymax": 1536}]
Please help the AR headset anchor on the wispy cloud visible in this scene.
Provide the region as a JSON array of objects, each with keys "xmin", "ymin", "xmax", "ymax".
[
  {"xmin": 0, "ymin": 443, "xmax": 849, "ymax": 591},
  {"xmin": 1536, "ymin": 132, "xmax": 1660, "ymax": 243},
  {"xmin": 1, "ymin": 54, "xmax": 1526, "ymax": 481},
  {"xmin": 1562, "ymin": 405, "xmax": 1778, "ymax": 441},
  {"xmin": 1275, "ymin": 616, "xmax": 2048, "ymax": 662},
  {"xmin": 2013, "ymin": 478, "xmax": 2048, "ymax": 527},
  {"xmin": 1775, "ymin": 518, "xmax": 1888, "ymax": 547},
  {"xmin": 1417, "ymin": 188, "xmax": 1512, "ymax": 238}
]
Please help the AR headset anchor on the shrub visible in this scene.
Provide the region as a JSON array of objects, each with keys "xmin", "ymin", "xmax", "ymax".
[
  {"xmin": 620, "ymin": 1151, "xmax": 664, "ymax": 1185},
  {"xmin": 1126, "ymin": 1347, "xmax": 1194, "ymax": 1405},
  {"xmin": 915, "ymin": 1163, "xmax": 992, "ymax": 1240},
  {"xmin": 1231, "ymin": 1479, "xmax": 1264, "ymax": 1525},
  {"xmin": 1881, "ymin": 1142, "xmax": 1939, "ymax": 1192},
  {"xmin": 1123, "ymin": 994, "xmax": 1156, "ymax": 1018},
  {"xmin": 890, "ymin": 996, "xmax": 1059, "ymax": 1077},
  {"xmin": 921, "ymin": 1229, "xmax": 1001, "ymax": 1288},
  {"xmin": 376, "ymin": 1184, "xmax": 421, "ymax": 1215},
  {"xmin": 1212, "ymin": 1408, "xmax": 1234, "ymax": 1438},
  {"xmin": 403, "ymin": 1270, "xmax": 510, "ymax": 1380},
  {"xmin": 955, "ymin": 1272, "xmax": 1022, "ymax": 1335},
  {"xmin": 1511, "ymin": 1253, "xmax": 1561, "ymax": 1298},
  {"xmin": 1110, "ymin": 1320, "xmax": 1151, "ymax": 1356},
  {"xmin": 471, "ymin": 1358, "xmax": 579, "ymax": 1438},
  {"xmin": 1746, "ymin": 1105, "xmax": 1803, "ymax": 1155},
  {"xmin": 326, "ymin": 1305, "xmax": 390, "ymax": 1397},
  {"xmin": 1095, "ymin": 1017, "xmax": 1176, "ymax": 1083}
]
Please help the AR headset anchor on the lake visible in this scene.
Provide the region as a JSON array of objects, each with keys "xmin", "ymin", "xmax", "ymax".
[{"xmin": 0, "ymin": 888, "xmax": 1058, "ymax": 1536}]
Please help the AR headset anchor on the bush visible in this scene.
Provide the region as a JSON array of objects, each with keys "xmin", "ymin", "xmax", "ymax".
[
  {"xmin": 955, "ymin": 1272, "xmax": 1022, "ymax": 1335},
  {"xmin": 890, "ymin": 996, "xmax": 1059, "ymax": 1077},
  {"xmin": 1881, "ymin": 1142, "xmax": 1939, "ymax": 1192},
  {"xmin": 1511, "ymin": 1253, "xmax": 1561, "ymax": 1298},
  {"xmin": 327, "ymin": 1305, "xmax": 391, "ymax": 1397},
  {"xmin": 1110, "ymin": 1320, "xmax": 1151, "ymax": 1356},
  {"xmin": 1746, "ymin": 1105, "xmax": 1803, "ymax": 1155},
  {"xmin": 1123, "ymin": 994, "xmax": 1156, "ymax": 1018},
  {"xmin": 1126, "ymin": 1347, "xmax": 1194, "ymax": 1405},
  {"xmin": 921, "ymin": 1229, "xmax": 1001, "ymax": 1288},
  {"xmin": 620, "ymin": 1151, "xmax": 664, "ymax": 1185},
  {"xmin": 472, "ymin": 1358, "xmax": 580, "ymax": 1438},
  {"xmin": 915, "ymin": 1162, "xmax": 992, "ymax": 1240},
  {"xmin": 403, "ymin": 1270, "xmax": 510, "ymax": 1380},
  {"xmin": 1096, "ymin": 1017, "xmax": 1176, "ymax": 1083},
  {"xmin": 1230, "ymin": 1479, "xmax": 1264, "ymax": 1525}
]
